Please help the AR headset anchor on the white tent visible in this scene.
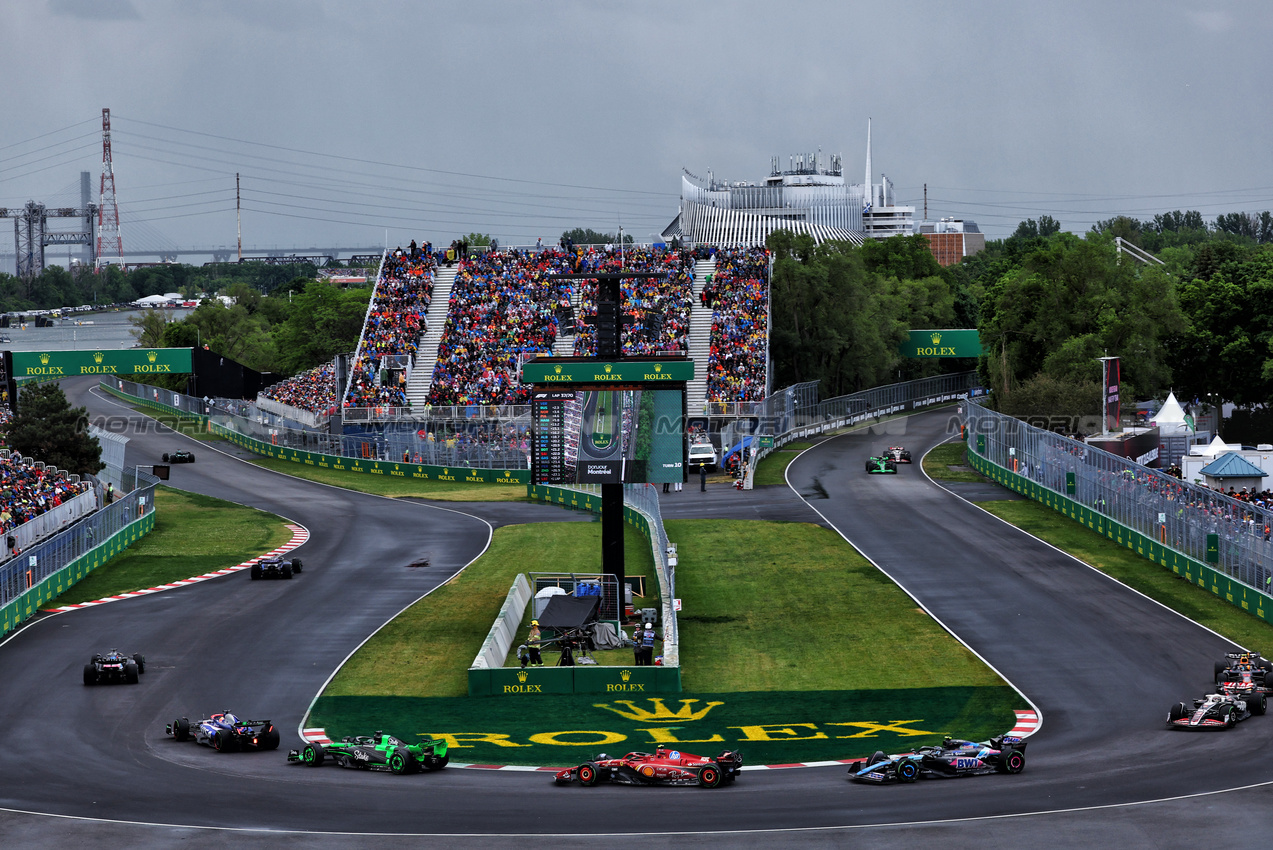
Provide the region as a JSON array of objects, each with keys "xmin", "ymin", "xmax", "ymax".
[
  {"xmin": 1191, "ymin": 434, "xmax": 1240, "ymax": 457},
  {"xmin": 1151, "ymin": 391, "xmax": 1190, "ymax": 434},
  {"xmin": 132, "ymin": 294, "xmax": 168, "ymax": 306}
]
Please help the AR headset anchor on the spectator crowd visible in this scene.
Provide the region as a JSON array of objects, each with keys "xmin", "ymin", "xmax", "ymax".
[
  {"xmin": 571, "ymin": 247, "xmax": 695, "ymax": 357},
  {"xmin": 0, "ymin": 452, "xmax": 90, "ymax": 541},
  {"xmin": 260, "ymin": 360, "xmax": 338, "ymax": 415},
  {"xmin": 344, "ymin": 247, "xmax": 437, "ymax": 408},
  {"xmin": 427, "ymin": 248, "xmax": 575, "ymax": 406},
  {"xmin": 704, "ymin": 247, "xmax": 770, "ymax": 402}
]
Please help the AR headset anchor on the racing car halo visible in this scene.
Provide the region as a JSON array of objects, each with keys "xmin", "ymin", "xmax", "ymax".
[
  {"xmin": 847, "ymin": 736, "xmax": 1026, "ymax": 783},
  {"xmin": 555, "ymin": 747, "xmax": 742, "ymax": 788},
  {"xmin": 1168, "ymin": 691, "xmax": 1266, "ymax": 730},
  {"xmin": 166, "ymin": 711, "xmax": 281, "ymax": 752}
]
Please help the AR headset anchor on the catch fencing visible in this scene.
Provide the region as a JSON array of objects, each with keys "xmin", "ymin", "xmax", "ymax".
[
  {"xmin": 964, "ymin": 399, "xmax": 1273, "ymax": 614},
  {"xmin": 740, "ymin": 372, "xmax": 978, "ymax": 485},
  {"xmin": 1, "ymin": 469, "xmax": 159, "ymax": 636}
]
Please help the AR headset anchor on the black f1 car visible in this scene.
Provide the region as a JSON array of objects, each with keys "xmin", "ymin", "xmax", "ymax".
[
  {"xmin": 555, "ymin": 747, "xmax": 742, "ymax": 788},
  {"xmin": 83, "ymin": 650, "xmax": 146, "ymax": 685},
  {"xmin": 1168, "ymin": 691, "xmax": 1266, "ymax": 730},
  {"xmin": 161, "ymin": 451, "xmax": 195, "ymax": 463},
  {"xmin": 250, "ymin": 555, "xmax": 303, "ymax": 580},
  {"xmin": 289, "ymin": 732, "xmax": 449, "ymax": 774},
  {"xmin": 847, "ymin": 736, "xmax": 1027, "ymax": 783},
  {"xmin": 166, "ymin": 711, "xmax": 281, "ymax": 751},
  {"xmin": 1215, "ymin": 651, "xmax": 1273, "ymax": 691},
  {"xmin": 882, "ymin": 446, "xmax": 912, "ymax": 463},
  {"xmin": 866, "ymin": 455, "xmax": 898, "ymax": 474}
]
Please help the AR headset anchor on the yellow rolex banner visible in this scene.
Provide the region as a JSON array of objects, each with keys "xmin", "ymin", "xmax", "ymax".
[{"xmin": 11, "ymin": 348, "xmax": 193, "ymax": 377}]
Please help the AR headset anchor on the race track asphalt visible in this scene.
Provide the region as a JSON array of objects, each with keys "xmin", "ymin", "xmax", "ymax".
[{"xmin": 1, "ymin": 381, "xmax": 1271, "ymax": 847}]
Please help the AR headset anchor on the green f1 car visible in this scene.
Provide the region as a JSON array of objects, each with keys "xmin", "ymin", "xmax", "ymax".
[
  {"xmin": 866, "ymin": 455, "xmax": 898, "ymax": 474},
  {"xmin": 289, "ymin": 732, "xmax": 449, "ymax": 774}
]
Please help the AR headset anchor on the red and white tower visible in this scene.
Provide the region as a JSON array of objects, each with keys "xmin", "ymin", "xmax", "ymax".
[{"xmin": 96, "ymin": 107, "xmax": 124, "ymax": 267}]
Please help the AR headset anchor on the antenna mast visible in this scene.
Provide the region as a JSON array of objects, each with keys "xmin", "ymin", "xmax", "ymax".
[{"xmin": 96, "ymin": 108, "xmax": 123, "ymax": 268}]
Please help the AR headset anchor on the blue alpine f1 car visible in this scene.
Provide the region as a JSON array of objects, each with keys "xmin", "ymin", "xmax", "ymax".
[
  {"xmin": 165, "ymin": 711, "xmax": 281, "ymax": 752},
  {"xmin": 847, "ymin": 736, "xmax": 1027, "ymax": 783}
]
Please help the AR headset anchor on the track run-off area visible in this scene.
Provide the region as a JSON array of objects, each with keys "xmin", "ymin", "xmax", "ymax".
[{"xmin": 2, "ymin": 376, "xmax": 1272, "ymax": 848}]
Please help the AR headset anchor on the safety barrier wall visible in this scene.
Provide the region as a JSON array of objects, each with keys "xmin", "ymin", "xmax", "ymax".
[
  {"xmin": 471, "ymin": 574, "xmax": 533, "ymax": 670},
  {"xmin": 103, "ymin": 380, "xmax": 531, "ymax": 473},
  {"xmin": 965, "ymin": 400, "xmax": 1273, "ymax": 623},
  {"xmin": 0, "ymin": 487, "xmax": 157, "ymax": 637}
]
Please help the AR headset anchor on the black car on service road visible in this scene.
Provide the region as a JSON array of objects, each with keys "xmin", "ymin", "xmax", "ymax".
[
  {"xmin": 83, "ymin": 649, "xmax": 146, "ymax": 685},
  {"xmin": 162, "ymin": 451, "xmax": 195, "ymax": 463}
]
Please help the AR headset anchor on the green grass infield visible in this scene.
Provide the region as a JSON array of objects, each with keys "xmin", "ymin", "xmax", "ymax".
[
  {"xmin": 309, "ymin": 686, "xmax": 1022, "ymax": 767},
  {"xmin": 47, "ymin": 487, "xmax": 293, "ymax": 607},
  {"xmin": 240, "ymin": 456, "xmax": 528, "ymax": 502}
]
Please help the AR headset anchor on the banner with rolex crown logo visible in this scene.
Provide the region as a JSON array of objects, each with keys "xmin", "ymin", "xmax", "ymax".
[
  {"xmin": 11, "ymin": 348, "xmax": 192, "ymax": 377},
  {"xmin": 898, "ymin": 329, "xmax": 982, "ymax": 358}
]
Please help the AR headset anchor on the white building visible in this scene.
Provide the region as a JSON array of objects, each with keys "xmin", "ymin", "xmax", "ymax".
[{"xmin": 663, "ymin": 120, "xmax": 914, "ymax": 247}]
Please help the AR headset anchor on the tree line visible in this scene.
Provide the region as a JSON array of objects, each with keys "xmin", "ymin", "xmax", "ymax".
[{"xmin": 768, "ymin": 209, "xmax": 1273, "ymax": 422}]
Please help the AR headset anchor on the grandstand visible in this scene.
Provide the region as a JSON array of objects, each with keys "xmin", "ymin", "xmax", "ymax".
[{"xmin": 257, "ymin": 243, "xmax": 772, "ymax": 443}]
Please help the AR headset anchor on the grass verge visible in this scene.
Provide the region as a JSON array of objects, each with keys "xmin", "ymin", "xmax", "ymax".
[
  {"xmin": 324, "ymin": 522, "xmax": 655, "ymax": 698},
  {"xmin": 670, "ymin": 519, "xmax": 1007, "ymax": 691},
  {"xmin": 922, "ymin": 440, "xmax": 986, "ymax": 482},
  {"xmin": 48, "ymin": 487, "xmax": 292, "ymax": 606},
  {"xmin": 754, "ymin": 442, "xmax": 814, "ymax": 486},
  {"xmin": 240, "ymin": 456, "xmax": 528, "ymax": 502},
  {"xmin": 977, "ymin": 499, "xmax": 1273, "ymax": 650}
]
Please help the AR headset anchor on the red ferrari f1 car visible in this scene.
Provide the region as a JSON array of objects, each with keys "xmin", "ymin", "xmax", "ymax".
[{"xmin": 554, "ymin": 747, "xmax": 742, "ymax": 788}]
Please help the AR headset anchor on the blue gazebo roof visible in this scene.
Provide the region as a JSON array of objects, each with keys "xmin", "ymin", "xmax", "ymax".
[{"xmin": 1199, "ymin": 452, "xmax": 1268, "ymax": 479}]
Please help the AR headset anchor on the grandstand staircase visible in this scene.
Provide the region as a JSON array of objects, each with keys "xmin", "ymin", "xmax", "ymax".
[
  {"xmin": 405, "ymin": 264, "xmax": 457, "ymax": 411},
  {"xmin": 686, "ymin": 257, "xmax": 716, "ymax": 416}
]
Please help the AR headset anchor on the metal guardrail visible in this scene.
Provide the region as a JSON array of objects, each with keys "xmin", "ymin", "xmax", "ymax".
[
  {"xmin": 0, "ymin": 470, "xmax": 157, "ymax": 609},
  {"xmin": 965, "ymin": 399, "xmax": 1273, "ymax": 593}
]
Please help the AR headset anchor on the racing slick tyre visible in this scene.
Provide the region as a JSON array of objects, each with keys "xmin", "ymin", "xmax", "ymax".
[
  {"xmin": 388, "ymin": 749, "xmax": 411, "ymax": 775},
  {"xmin": 282, "ymin": 563, "xmax": 293, "ymax": 579},
  {"xmin": 189, "ymin": 454, "xmax": 195, "ymax": 462},
  {"xmin": 1221, "ymin": 705, "xmax": 1237, "ymax": 728},
  {"xmin": 213, "ymin": 729, "xmax": 238, "ymax": 752},
  {"xmin": 577, "ymin": 763, "xmax": 600, "ymax": 787},
  {"xmin": 172, "ymin": 717, "xmax": 191, "ymax": 742},
  {"xmin": 301, "ymin": 744, "xmax": 325, "ymax": 766},
  {"xmin": 1250, "ymin": 692, "xmax": 1268, "ymax": 716},
  {"xmin": 1168, "ymin": 703, "xmax": 1189, "ymax": 726},
  {"xmin": 869, "ymin": 750, "xmax": 888, "ymax": 766},
  {"xmin": 896, "ymin": 759, "xmax": 920, "ymax": 783},
  {"xmin": 1000, "ymin": 750, "xmax": 1026, "ymax": 774},
  {"xmin": 124, "ymin": 661, "xmax": 139, "ymax": 684},
  {"xmin": 162, "ymin": 454, "xmax": 170, "ymax": 463},
  {"xmin": 260, "ymin": 728, "xmax": 281, "ymax": 750},
  {"xmin": 250, "ymin": 564, "xmax": 262, "ymax": 580},
  {"xmin": 83, "ymin": 664, "xmax": 97, "ymax": 686},
  {"xmin": 1216, "ymin": 661, "xmax": 1227, "ymax": 687},
  {"xmin": 132, "ymin": 654, "xmax": 146, "ymax": 674},
  {"xmin": 698, "ymin": 764, "xmax": 723, "ymax": 788},
  {"xmin": 291, "ymin": 558, "xmax": 303, "ymax": 574}
]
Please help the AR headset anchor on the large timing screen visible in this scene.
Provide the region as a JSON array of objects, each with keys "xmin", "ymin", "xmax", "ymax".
[{"xmin": 532, "ymin": 388, "xmax": 686, "ymax": 485}]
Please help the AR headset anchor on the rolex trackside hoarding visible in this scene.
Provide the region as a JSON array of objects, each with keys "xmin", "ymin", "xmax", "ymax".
[
  {"xmin": 521, "ymin": 359, "xmax": 694, "ymax": 384},
  {"xmin": 210, "ymin": 423, "xmax": 530, "ymax": 485},
  {"xmin": 11, "ymin": 348, "xmax": 193, "ymax": 377},
  {"xmin": 898, "ymin": 330, "xmax": 982, "ymax": 358}
]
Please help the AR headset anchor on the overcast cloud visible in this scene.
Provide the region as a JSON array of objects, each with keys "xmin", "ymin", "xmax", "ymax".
[{"xmin": 2, "ymin": 0, "xmax": 1270, "ymax": 264}]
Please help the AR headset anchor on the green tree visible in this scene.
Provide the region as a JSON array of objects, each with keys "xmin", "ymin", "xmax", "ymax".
[
  {"xmin": 560, "ymin": 228, "xmax": 633, "ymax": 246},
  {"xmin": 129, "ymin": 308, "xmax": 172, "ymax": 347},
  {"xmin": 4, "ymin": 382, "xmax": 104, "ymax": 475},
  {"xmin": 461, "ymin": 233, "xmax": 492, "ymax": 247}
]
